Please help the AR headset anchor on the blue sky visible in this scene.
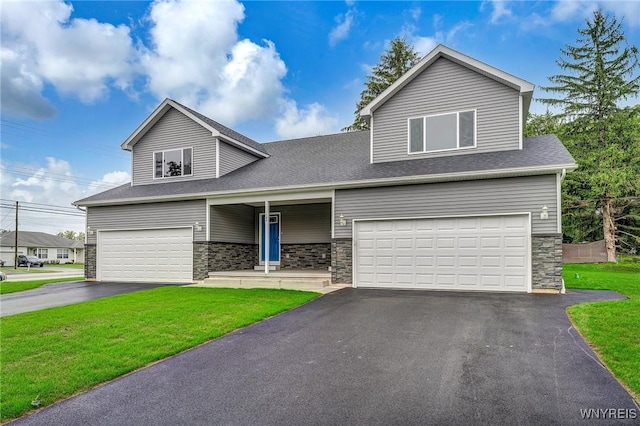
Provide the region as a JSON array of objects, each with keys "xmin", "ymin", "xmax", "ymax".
[{"xmin": 1, "ymin": 0, "xmax": 639, "ymax": 234}]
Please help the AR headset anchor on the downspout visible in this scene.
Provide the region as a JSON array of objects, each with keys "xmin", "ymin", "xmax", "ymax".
[
  {"xmin": 559, "ymin": 169, "xmax": 566, "ymax": 294},
  {"xmin": 264, "ymin": 201, "xmax": 270, "ymax": 275}
]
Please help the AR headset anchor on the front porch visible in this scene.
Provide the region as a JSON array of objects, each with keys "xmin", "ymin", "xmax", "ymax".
[{"xmin": 191, "ymin": 269, "xmax": 348, "ymax": 294}]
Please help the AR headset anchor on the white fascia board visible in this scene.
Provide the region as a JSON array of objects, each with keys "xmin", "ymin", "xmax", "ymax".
[
  {"xmin": 519, "ymin": 96, "xmax": 523, "ymax": 150},
  {"xmin": 75, "ymin": 163, "xmax": 577, "ymax": 207},
  {"xmin": 209, "ymin": 189, "xmax": 334, "ymax": 205},
  {"xmin": 215, "ymin": 139, "xmax": 220, "ymax": 178},
  {"xmin": 121, "ymin": 99, "xmax": 268, "ymax": 159},
  {"xmin": 359, "ymin": 45, "xmax": 535, "ymax": 118},
  {"xmin": 121, "ymin": 99, "xmax": 173, "ymax": 150},
  {"xmin": 214, "ymin": 133, "xmax": 269, "ymax": 159}
]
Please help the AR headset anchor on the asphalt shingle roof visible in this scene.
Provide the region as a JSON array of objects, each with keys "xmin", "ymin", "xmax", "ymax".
[
  {"xmin": 173, "ymin": 100, "xmax": 269, "ymax": 156},
  {"xmin": 0, "ymin": 231, "xmax": 84, "ymax": 248},
  {"xmin": 76, "ymin": 132, "xmax": 576, "ymax": 206}
]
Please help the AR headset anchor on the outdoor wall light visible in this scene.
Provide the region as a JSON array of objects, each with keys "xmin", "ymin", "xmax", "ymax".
[
  {"xmin": 194, "ymin": 221, "xmax": 203, "ymax": 232},
  {"xmin": 540, "ymin": 206, "xmax": 549, "ymax": 220},
  {"xmin": 87, "ymin": 227, "xmax": 94, "ymax": 236},
  {"xmin": 339, "ymin": 214, "xmax": 347, "ymax": 226}
]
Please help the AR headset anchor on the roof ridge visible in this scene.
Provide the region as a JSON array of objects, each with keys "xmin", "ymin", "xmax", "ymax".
[{"xmin": 169, "ymin": 99, "xmax": 268, "ymax": 155}]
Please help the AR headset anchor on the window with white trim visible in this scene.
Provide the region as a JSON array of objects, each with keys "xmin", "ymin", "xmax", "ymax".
[
  {"xmin": 408, "ymin": 110, "xmax": 476, "ymax": 153},
  {"xmin": 154, "ymin": 148, "xmax": 193, "ymax": 178},
  {"xmin": 36, "ymin": 248, "xmax": 48, "ymax": 259},
  {"xmin": 57, "ymin": 248, "xmax": 69, "ymax": 259}
]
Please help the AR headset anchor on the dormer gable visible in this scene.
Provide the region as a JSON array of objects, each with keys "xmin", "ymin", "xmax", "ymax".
[
  {"xmin": 123, "ymin": 99, "xmax": 268, "ymax": 186},
  {"xmin": 360, "ymin": 45, "xmax": 535, "ymax": 164}
]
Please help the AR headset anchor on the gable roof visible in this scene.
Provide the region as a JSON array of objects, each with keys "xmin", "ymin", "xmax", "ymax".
[
  {"xmin": 120, "ymin": 99, "xmax": 269, "ymax": 158},
  {"xmin": 0, "ymin": 231, "xmax": 84, "ymax": 249},
  {"xmin": 75, "ymin": 133, "xmax": 576, "ymax": 206},
  {"xmin": 359, "ymin": 45, "xmax": 535, "ymax": 121}
]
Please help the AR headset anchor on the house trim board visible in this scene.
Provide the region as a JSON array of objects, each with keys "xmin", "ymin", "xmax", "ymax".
[
  {"xmin": 359, "ymin": 45, "xmax": 535, "ymax": 118},
  {"xmin": 76, "ymin": 164, "xmax": 577, "ymax": 207},
  {"xmin": 121, "ymin": 99, "xmax": 269, "ymax": 159}
]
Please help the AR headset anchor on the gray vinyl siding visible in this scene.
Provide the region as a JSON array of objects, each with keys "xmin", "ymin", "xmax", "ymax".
[
  {"xmin": 334, "ymin": 175, "xmax": 557, "ymax": 237},
  {"xmin": 255, "ymin": 203, "xmax": 331, "ymax": 244},
  {"xmin": 372, "ymin": 57, "xmax": 520, "ymax": 163},
  {"xmin": 219, "ymin": 141, "xmax": 260, "ymax": 177},
  {"xmin": 132, "ymin": 108, "xmax": 216, "ymax": 185},
  {"xmin": 86, "ymin": 200, "xmax": 206, "ymax": 244},
  {"xmin": 210, "ymin": 204, "xmax": 255, "ymax": 244}
]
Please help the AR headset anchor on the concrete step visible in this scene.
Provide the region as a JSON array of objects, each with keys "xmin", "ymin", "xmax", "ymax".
[
  {"xmin": 254, "ymin": 265, "xmax": 279, "ymax": 271},
  {"xmin": 202, "ymin": 276, "xmax": 329, "ymax": 290}
]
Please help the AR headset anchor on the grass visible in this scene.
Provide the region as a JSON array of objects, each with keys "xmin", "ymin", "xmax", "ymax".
[
  {"xmin": 564, "ymin": 260, "xmax": 640, "ymax": 401},
  {"xmin": 48, "ymin": 263, "xmax": 84, "ymax": 269},
  {"xmin": 0, "ymin": 267, "xmax": 56, "ymax": 274},
  {"xmin": 0, "ymin": 277, "xmax": 86, "ymax": 295},
  {"xmin": 0, "ymin": 287, "xmax": 319, "ymax": 421}
]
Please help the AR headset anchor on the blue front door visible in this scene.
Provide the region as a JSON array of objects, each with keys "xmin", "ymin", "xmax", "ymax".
[{"xmin": 260, "ymin": 214, "xmax": 280, "ymax": 262}]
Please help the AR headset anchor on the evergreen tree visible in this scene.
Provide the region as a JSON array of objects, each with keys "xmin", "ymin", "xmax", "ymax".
[
  {"xmin": 540, "ymin": 9, "xmax": 640, "ymax": 261},
  {"xmin": 343, "ymin": 37, "xmax": 419, "ymax": 131}
]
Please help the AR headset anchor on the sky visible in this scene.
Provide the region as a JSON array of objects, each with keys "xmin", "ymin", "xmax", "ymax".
[{"xmin": 1, "ymin": 0, "xmax": 639, "ymax": 236}]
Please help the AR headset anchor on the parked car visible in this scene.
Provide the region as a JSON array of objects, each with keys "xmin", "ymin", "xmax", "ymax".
[{"xmin": 17, "ymin": 255, "xmax": 44, "ymax": 267}]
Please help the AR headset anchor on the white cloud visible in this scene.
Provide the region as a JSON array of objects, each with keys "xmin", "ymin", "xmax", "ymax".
[
  {"xmin": 549, "ymin": 1, "xmax": 640, "ymax": 27},
  {"xmin": 0, "ymin": 0, "xmax": 339, "ymax": 139},
  {"xmin": 401, "ymin": 21, "xmax": 473, "ymax": 57},
  {"xmin": 486, "ymin": 0, "xmax": 513, "ymax": 24},
  {"xmin": 0, "ymin": 0, "xmax": 135, "ymax": 118},
  {"xmin": 329, "ymin": 10, "xmax": 354, "ymax": 47},
  {"xmin": 411, "ymin": 7, "xmax": 422, "ymax": 21},
  {"xmin": 87, "ymin": 171, "xmax": 131, "ymax": 194},
  {"xmin": 413, "ymin": 36, "xmax": 439, "ymax": 57},
  {"xmin": 275, "ymin": 101, "xmax": 338, "ymax": 139},
  {"xmin": 0, "ymin": 158, "xmax": 130, "ymax": 234}
]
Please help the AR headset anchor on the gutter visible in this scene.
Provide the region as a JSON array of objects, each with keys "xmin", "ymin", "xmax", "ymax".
[{"xmin": 74, "ymin": 163, "xmax": 578, "ymax": 207}]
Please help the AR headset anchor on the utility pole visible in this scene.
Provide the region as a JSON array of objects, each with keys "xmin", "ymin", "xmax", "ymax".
[{"xmin": 14, "ymin": 201, "xmax": 18, "ymax": 270}]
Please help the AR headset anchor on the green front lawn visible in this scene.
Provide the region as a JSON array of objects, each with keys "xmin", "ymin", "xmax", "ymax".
[
  {"xmin": 0, "ymin": 277, "xmax": 86, "ymax": 295},
  {"xmin": 0, "ymin": 287, "xmax": 319, "ymax": 422},
  {"xmin": 0, "ymin": 267, "xmax": 56, "ymax": 274},
  {"xmin": 49, "ymin": 263, "xmax": 84, "ymax": 269},
  {"xmin": 564, "ymin": 261, "xmax": 640, "ymax": 401}
]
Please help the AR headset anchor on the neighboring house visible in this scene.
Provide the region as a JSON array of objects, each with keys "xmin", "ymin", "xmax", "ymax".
[
  {"xmin": 74, "ymin": 45, "xmax": 577, "ymax": 293},
  {"xmin": 0, "ymin": 231, "xmax": 85, "ymax": 266}
]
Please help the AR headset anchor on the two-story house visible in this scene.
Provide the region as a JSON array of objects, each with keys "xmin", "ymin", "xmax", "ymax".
[{"xmin": 74, "ymin": 45, "xmax": 577, "ymax": 292}]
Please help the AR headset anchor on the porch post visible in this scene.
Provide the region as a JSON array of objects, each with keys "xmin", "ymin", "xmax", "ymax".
[{"xmin": 264, "ymin": 200, "xmax": 270, "ymax": 274}]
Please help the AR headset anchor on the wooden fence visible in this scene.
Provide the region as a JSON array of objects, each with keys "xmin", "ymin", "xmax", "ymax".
[{"xmin": 562, "ymin": 240, "xmax": 607, "ymax": 264}]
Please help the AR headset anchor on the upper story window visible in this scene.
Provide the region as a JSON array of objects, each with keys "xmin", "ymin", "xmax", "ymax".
[
  {"xmin": 154, "ymin": 148, "xmax": 193, "ymax": 179},
  {"xmin": 408, "ymin": 110, "xmax": 476, "ymax": 153}
]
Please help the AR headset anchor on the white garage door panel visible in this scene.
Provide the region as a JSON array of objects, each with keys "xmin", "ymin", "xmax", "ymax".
[
  {"xmin": 98, "ymin": 228, "xmax": 192, "ymax": 283},
  {"xmin": 355, "ymin": 215, "xmax": 530, "ymax": 292}
]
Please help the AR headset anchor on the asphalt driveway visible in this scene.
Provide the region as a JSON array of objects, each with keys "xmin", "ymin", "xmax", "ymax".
[
  {"xmin": 0, "ymin": 281, "xmax": 175, "ymax": 317},
  {"xmin": 10, "ymin": 289, "xmax": 639, "ymax": 425}
]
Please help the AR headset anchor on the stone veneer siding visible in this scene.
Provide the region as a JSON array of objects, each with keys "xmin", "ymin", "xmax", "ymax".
[
  {"xmin": 208, "ymin": 242, "xmax": 257, "ymax": 272},
  {"xmin": 280, "ymin": 243, "xmax": 331, "ymax": 270},
  {"xmin": 85, "ymin": 244, "xmax": 96, "ymax": 279},
  {"xmin": 531, "ymin": 234, "xmax": 563, "ymax": 290},
  {"xmin": 331, "ymin": 238, "xmax": 352, "ymax": 284},
  {"xmin": 192, "ymin": 241, "xmax": 209, "ymax": 280}
]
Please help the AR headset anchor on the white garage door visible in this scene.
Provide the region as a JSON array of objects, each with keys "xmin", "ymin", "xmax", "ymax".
[
  {"xmin": 98, "ymin": 228, "xmax": 193, "ymax": 283},
  {"xmin": 355, "ymin": 215, "xmax": 530, "ymax": 292}
]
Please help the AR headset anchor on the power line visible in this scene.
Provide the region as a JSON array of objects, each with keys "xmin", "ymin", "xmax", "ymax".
[
  {"xmin": 2, "ymin": 166, "xmax": 124, "ymax": 189},
  {"xmin": 0, "ymin": 200, "xmax": 81, "ymax": 212}
]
